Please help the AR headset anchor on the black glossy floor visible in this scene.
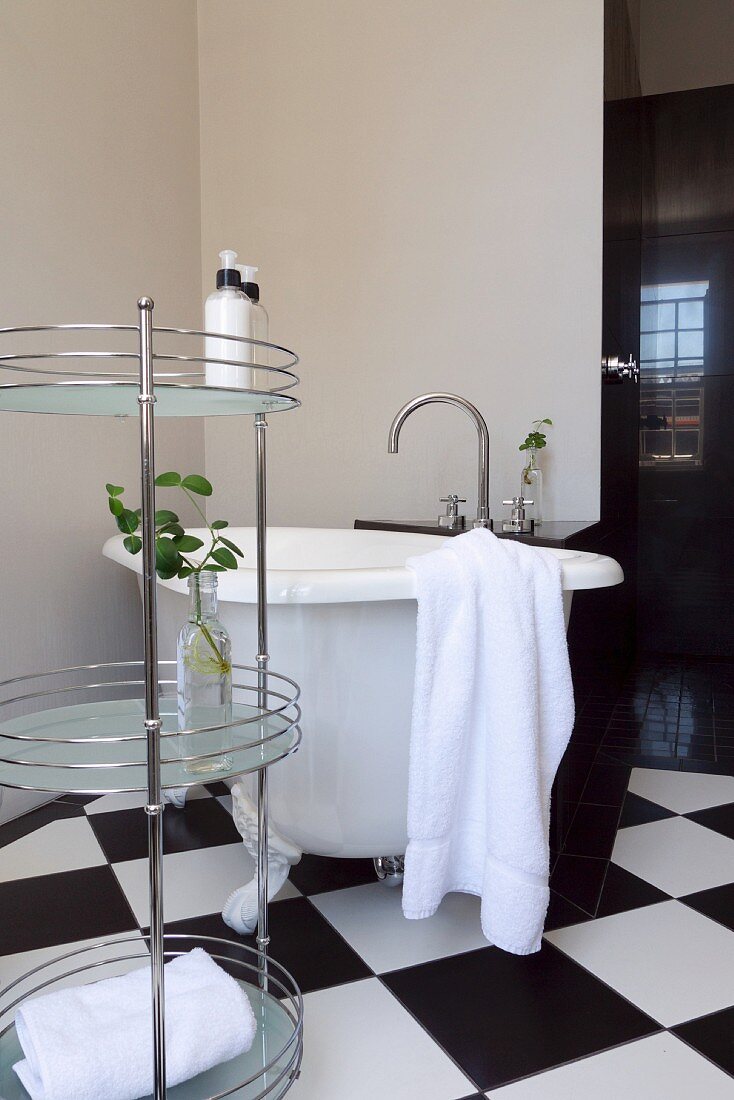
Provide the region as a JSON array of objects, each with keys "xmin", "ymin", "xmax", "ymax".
[
  {"xmin": 554, "ymin": 655, "xmax": 734, "ymax": 854},
  {"xmin": 1, "ymin": 762, "xmax": 734, "ymax": 1097}
]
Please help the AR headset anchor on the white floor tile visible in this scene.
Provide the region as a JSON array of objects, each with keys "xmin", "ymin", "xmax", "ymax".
[
  {"xmin": 85, "ymin": 786, "xmax": 209, "ymax": 815},
  {"xmin": 486, "ymin": 1032, "xmax": 734, "ymax": 1099},
  {"xmin": 112, "ymin": 842, "xmax": 300, "ymax": 925},
  {"xmin": 546, "ymin": 900, "xmax": 734, "ymax": 1027},
  {"xmin": 628, "ymin": 769, "xmax": 734, "ymax": 814},
  {"xmin": 0, "ymin": 816, "xmax": 106, "ymax": 883},
  {"xmin": 312, "ymin": 882, "xmax": 489, "ymax": 972},
  {"xmin": 290, "ymin": 978, "xmax": 474, "ymax": 1100},
  {"xmin": 612, "ymin": 815, "xmax": 734, "ymax": 896},
  {"xmin": 0, "ymin": 932, "xmax": 148, "ymax": 997}
]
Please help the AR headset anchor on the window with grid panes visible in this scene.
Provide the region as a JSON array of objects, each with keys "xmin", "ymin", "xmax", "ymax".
[{"xmin": 639, "ymin": 282, "xmax": 707, "ymax": 467}]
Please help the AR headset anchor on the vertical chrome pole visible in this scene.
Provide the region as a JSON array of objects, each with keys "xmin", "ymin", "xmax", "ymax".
[
  {"xmin": 138, "ymin": 297, "xmax": 166, "ymax": 1100},
  {"xmin": 254, "ymin": 413, "xmax": 269, "ymax": 989}
]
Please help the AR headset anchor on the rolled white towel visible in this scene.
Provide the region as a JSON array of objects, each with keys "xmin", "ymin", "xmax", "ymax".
[{"xmin": 13, "ymin": 948, "xmax": 256, "ymax": 1100}]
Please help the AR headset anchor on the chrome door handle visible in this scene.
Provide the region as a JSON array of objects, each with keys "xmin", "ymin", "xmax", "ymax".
[{"xmin": 602, "ymin": 354, "xmax": 639, "ymax": 383}]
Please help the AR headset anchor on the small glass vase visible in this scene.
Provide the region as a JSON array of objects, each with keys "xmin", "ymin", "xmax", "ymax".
[
  {"xmin": 521, "ymin": 447, "xmax": 543, "ymax": 526},
  {"xmin": 177, "ymin": 571, "xmax": 232, "ymax": 774}
]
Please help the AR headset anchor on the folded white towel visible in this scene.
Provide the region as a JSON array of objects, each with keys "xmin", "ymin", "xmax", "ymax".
[
  {"xmin": 13, "ymin": 948, "xmax": 256, "ymax": 1100},
  {"xmin": 402, "ymin": 528, "xmax": 574, "ymax": 954}
]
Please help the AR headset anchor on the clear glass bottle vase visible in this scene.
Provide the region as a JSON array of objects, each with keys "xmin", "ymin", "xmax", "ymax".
[
  {"xmin": 521, "ymin": 447, "xmax": 543, "ymax": 526},
  {"xmin": 177, "ymin": 572, "xmax": 232, "ymax": 774}
]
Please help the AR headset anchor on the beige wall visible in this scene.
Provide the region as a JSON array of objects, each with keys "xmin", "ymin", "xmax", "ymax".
[
  {"xmin": 640, "ymin": 0, "xmax": 734, "ymax": 95},
  {"xmin": 198, "ymin": 0, "xmax": 604, "ymax": 528},
  {"xmin": 0, "ymin": 1, "xmax": 204, "ymax": 817},
  {"xmin": 1, "ymin": 1, "xmax": 604, "ymax": 813}
]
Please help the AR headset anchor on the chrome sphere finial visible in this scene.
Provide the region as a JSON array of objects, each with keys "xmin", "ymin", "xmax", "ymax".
[{"xmin": 137, "ymin": 296, "xmax": 154, "ymax": 311}]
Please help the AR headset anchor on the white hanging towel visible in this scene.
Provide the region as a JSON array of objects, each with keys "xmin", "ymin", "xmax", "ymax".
[
  {"xmin": 13, "ymin": 948, "xmax": 256, "ymax": 1100},
  {"xmin": 402, "ymin": 528, "xmax": 574, "ymax": 955}
]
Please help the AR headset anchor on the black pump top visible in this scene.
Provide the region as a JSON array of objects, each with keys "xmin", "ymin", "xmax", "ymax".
[
  {"xmin": 216, "ymin": 268, "xmax": 242, "ymax": 290},
  {"xmin": 244, "ymin": 281, "xmax": 260, "ymax": 303}
]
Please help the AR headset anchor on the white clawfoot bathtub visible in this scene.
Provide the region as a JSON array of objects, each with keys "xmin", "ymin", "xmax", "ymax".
[{"xmin": 105, "ymin": 527, "xmax": 622, "ymax": 860}]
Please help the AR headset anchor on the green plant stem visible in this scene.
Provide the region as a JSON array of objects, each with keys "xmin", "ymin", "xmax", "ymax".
[
  {"xmin": 196, "ymin": 620, "xmax": 230, "ymax": 673},
  {"xmin": 190, "ymin": 569, "xmax": 230, "ymax": 673},
  {"xmin": 180, "ymin": 484, "xmax": 224, "ymax": 570}
]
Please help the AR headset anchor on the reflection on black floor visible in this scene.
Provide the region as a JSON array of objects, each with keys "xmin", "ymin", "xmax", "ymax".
[{"xmin": 554, "ymin": 655, "xmax": 734, "ymax": 877}]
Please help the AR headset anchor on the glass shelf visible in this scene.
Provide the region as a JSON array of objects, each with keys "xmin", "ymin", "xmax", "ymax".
[
  {"xmin": 0, "ymin": 935, "xmax": 303, "ymax": 1100},
  {"xmin": 0, "ymin": 696, "xmax": 300, "ymax": 795},
  {"xmin": 0, "ymin": 986, "xmax": 298, "ymax": 1100},
  {"xmin": 0, "ymin": 382, "xmax": 299, "ymax": 418}
]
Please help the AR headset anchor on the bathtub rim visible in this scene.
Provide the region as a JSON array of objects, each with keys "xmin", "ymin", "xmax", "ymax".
[{"xmin": 103, "ymin": 527, "xmax": 624, "ymax": 604}]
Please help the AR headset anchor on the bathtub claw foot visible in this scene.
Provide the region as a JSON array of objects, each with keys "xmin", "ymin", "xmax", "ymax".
[
  {"xmin": 223, "ymin": 784, "xmax": 302, "ymax": 934},
  {"xmin": 374, "ymin": 855, "xmax": 405, "ymax": 887},
  {"xmin": 163, "ymin": 787, "xmax": 188, "ymax": 809}
]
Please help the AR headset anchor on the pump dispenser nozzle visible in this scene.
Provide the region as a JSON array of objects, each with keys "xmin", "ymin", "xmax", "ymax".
[
  {"xmin": 236, "ymin": 263, "xmax": 260, "ymax": 302},
  {"xmin": 216, "ymin": 249, "xmax": 242, "ymax": 290}
]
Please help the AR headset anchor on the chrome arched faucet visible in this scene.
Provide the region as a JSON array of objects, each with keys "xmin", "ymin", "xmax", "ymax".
[{"xmin": 387, "ymin": 392, "xmax": 492, "ymax": 529}]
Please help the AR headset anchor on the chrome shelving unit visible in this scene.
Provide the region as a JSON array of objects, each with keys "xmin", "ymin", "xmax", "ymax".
[{"xmin": 0, "ymin": 301, "xmax": 304, "ymax": 1099}]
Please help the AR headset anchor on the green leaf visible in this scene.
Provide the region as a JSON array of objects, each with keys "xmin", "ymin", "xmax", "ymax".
[
  {"xmin": 105, "ymin": 483, "xmax": 124, "ymax": 497},
  {"xmin": 541, "ymin": 418, "xmax": 553, "ymax": 426},
  {"xmin": 177, "ymin": 566, "xmax": 195, "ymax": 579},
  {"xmin": 210, "ymin": 520, "xmax": 228, "ymax": 530},
  {"xmin": 156, "ymin": 537, "xmax": 180, "ymax": 564},
  {"xmin": 156, "ymin": 540, "xmax": 182, "ymax": 576},
  {"xmin": 156, "ymin": 567, "xmax": 179, "ymax": 581},
  {"xmin": 123, "ymin": 534, "xmax": 142, "ymax": 555},
  {"xmin": 202, "ymin": 563, "xmax": 226, "ymax": 572},
  {"xmin": 219, "ymin": 536, "xmax": 244, "ymax": 558},
  {"xmin": 174, "ymin": 535, "xmax": 205, "ymax": 553},
  {"xmin": 108, "ymin": 496, "xmax": 124, "ymax": 517},
  {"xmin": 181, "ymin": 474, "xmax": 213, "ymax": 497},
  {"xmin": 211, "ymin": 546, "xmax": 238, "ymax": 569},
  {"xmin": 116, "ymin": 509, "xmax": 139, "ymax": 535},
  {"xmin": 154, "ymin": 471, "xmax": 181, "ymax": 487},
  {"xmin": 155, "ymin": 510, "xmax": 179, "ymax": 527},
  {"xmin": 159, "ymin": 522, "xmax": 184, "ymax": 537}
]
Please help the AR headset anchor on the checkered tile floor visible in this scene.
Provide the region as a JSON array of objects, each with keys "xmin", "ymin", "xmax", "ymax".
[{"xmin": 2, "ymin": 769, "xmax": 734, "ymax": 1098}]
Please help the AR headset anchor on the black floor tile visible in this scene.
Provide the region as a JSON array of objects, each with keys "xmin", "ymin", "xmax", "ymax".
[
  {"xmin": 562, "ymin": 803, "xmax": 621, "ymax": 859},
  {"xmin": 57, "ymin": 793, "xmax": 101, "ymax": 806},
  {"xmin": 204, "ymin": 781, "xmax": 231, "ymax": 798},
  {"xmin": 596, "ymin": 862, "xmax": 671, "ymax": 918},
  {"xmin": 598, "ymin": 749, "xmax": 682, "ymax": 769},
  {"xmin": 0, "ymin": 799, "xmax": 85, "ymax": 850},
  {"xmin": 88, "ymin": 798, "xmax": 241, "ymax": 863},
  {"xmin": 681, "ymin": 883, "xmax": 734, "ymax": 934},
  {"xmin": 288, "ymin": 854, "xmax": 377, "ymax": 897},
  {"xmin": 155, "ymin": 898, "xmax": 373, "ymax": 995},
  {"xmin": 549, "ymin": 800, "xmax": 576, "ymax": 854},
  {"xmin": 550, "ymin": 854, "xmax": 608, "ymax": 915},
  {"xmin": 0, "ymin": 865, "xmax": 137, "ymax": 955},
  {"xmin": 382, "ymin": 942, "xmax": 659, "ymax": 1091},
  {"xmin": 685, "ymin": 803, "xmax": 734, "ymax": 841},
  {"xmin": 681, "ymin": 759, "xmax": 734, "ymax": 776},
  {"xmin": 673, "ymin": 1005, "xmax": 734, "ymax": 1078},
  {"xmin": 619, "ymin": 791, "xmax": 677, "ymax": 828},
  {"xmin": 543, "ymin": 889, "xmax": 591, "ymax": 932},
  {"xmin": 581, "ymin": 763, "xmax": 631, "ymax": 806},
  {"xmin": 554, "ymin": 756, "xmax": 597, "ymax": 804}
]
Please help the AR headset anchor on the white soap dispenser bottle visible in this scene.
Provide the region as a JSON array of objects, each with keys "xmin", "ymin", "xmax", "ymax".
[
  {"xmin": 237, "ymin": 264, "xmax": 269, "ymax": 389},
  {"xmin": 204, "ymin": 250, "xmax": 253, "ymax": 389}
]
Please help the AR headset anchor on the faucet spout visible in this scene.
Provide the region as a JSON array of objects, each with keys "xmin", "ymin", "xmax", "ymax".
[{"xmin": 387, "ymin": 392, "xmax": 491, "ymax": 528}]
